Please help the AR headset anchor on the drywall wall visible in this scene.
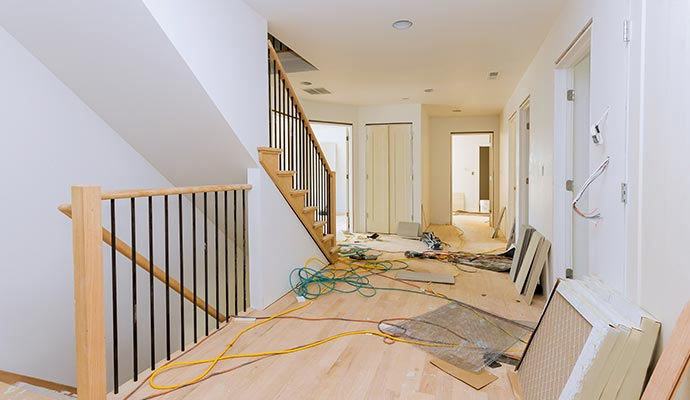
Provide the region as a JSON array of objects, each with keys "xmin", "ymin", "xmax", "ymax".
[
  {"xmin": 142, "ymin": 0, "xmax": 269, "ymax": 161},
  {"xmin": 499, "ymin": 0, "xmax": 631, "ymax": 293},
  {"xmin": 0, "ymin": 0, "xmax": 255, "ymax": 188},
  {"xmin": 247, "ymin": 168, "xmax": 325, "ymax": 309},
  {"xmin": 312, "ymin": 123, "xmax": 348, "ymax": 214},
  {"xmin": 429, "ymin": 116, "xmax": 500, "ymax": 225},
  {"xmin": 452, "ymin": 134, "xmax": 491, "ymax": 213},
  {"xmin": 0, "ymin": 26, "xmax": 223, "ymax": 387},
  {"xmin": 635, "ymin": 0, "xmax": 690, "ymax": 396},
  {"xmin": 301, "ymin": 101, "xmax": 423, "ymax": 232}
]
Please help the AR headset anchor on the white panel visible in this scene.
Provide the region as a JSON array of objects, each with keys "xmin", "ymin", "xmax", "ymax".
[
  {"xmin": 366, "ymin": 125, "xmax": 390, "ymax": 233},
  {"xmin": 389, "ymin": 124, "xmax": 413, "ymax": 232},
  {"xmin": 572, "ymin": 56, "xmax": 591, "ymax": 277}
]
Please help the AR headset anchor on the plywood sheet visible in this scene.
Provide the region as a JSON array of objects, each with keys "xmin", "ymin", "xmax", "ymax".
[
  {"xmin": 430, "ymin": 358, "xmax": 497, "ymax": 390},
  {"xmin": 522, "ymin": 238, "xmax": 550, "ymax": 303},
  {"xmin": 514, "ymin": 232, "xmax": 543, "ymax": 294},
  {"xmin": 518, "ymin": 292, "xmax": 593, "ymax": 400}
]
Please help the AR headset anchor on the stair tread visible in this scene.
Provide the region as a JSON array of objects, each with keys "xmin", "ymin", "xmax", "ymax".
[
  {"xmin": 313, "ymin": 220, "xmax": 327, "ymax": 229},
  {"xmin": 303, "ymin": 206, "xmax": 317, "ymax": 213},
  {"xmin": 277, "ymin": 170, "xmax": 296, "ymax": 176},
  {"xmin": 257, "ymin": 147, "xmax": 282, "ymax": 154},
  {"xmin": 322, "ymin": 233, "xmax": 335, "ymax": 242},
  {"xmin": 330, "ymin": 246, "xmax": 340, "ymax": 254},
  {"xmin": 290, "ymin": 189, "xmax": 308, "ymax": 196}
]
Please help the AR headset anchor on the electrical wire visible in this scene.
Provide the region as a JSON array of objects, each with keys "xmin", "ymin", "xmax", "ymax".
[
  {"xmin": 148, "ymin": 301, "xmax": 457, "ymax": 391},
  {"xmin": 573, "ymin": 156, "xmax": 610, "ymax": 219}
]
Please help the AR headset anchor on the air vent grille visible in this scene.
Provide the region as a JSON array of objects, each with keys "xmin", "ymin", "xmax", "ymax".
[
  {"xmin": 488, "ymin": 71, "xmax": 500, "ymax": 80},
  {"xmin": 304, "ymin": 87, "xmax": 332, "ymax": 95}
]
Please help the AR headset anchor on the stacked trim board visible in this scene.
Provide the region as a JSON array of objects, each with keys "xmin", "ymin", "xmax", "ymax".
[
  {"xmin": 514, "ymin": 278, "xmax": 660, "ymax": 400},
  {"xmin": 509, "ymin": 225, "xmax": 551, "ymax": 304}
]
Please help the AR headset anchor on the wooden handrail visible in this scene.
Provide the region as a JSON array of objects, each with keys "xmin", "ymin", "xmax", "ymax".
[
  {"xmin": 267, "ymin": 40, "xmax": 332, "ymax": 174},
  {"xmin": 100, "ymin": 184, "xmax": 251, "ymax": 200},
  {"xmin": 59, "ymin": 204, "xmax": 227, "ymax": 323}
]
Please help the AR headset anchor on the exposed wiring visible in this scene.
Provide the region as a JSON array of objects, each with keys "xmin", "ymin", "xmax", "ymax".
[{"xmin": 572, "ymin": 156, "xmax": 610, "ymax": 219}]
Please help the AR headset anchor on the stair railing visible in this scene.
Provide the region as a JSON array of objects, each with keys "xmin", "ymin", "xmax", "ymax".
[
  {"xmin": 267, "ymin": 41, "xmax": 336, "ymax": 238},
  {"xmin": 60, "ymin": 184, "xmax": 250, "ymax": 398}
]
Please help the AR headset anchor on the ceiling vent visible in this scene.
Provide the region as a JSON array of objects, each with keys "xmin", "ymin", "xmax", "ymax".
[
  {"xmin": 303, "ymin": 87, "xmax": 332, "ymax": 95},
  {"xmin": 488, "ymin": 71, "xmax": 500, "ymax": 80}
]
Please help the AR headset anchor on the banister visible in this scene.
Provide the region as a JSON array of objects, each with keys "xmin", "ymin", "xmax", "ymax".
[
  {"xmin": 100, "ymin": 184, "xmax": 251, "ymax": 200},
  {"xmin": 58, "ymin": 204, "xmax": 227, "ymax": 323},
  {"xmin": 267, "ymin": 40, "xmax": 332, "ymax": 174}
]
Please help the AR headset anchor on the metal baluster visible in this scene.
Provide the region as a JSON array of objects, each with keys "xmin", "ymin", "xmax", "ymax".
[
  {"xmin": 147, "ymin": 197, "xmax": 154, "ymax": 370},
  {"xmin": 224, "ymin": 191, "xmax": 229, "ymax": 321},
  {"xmin": 178, "ymin": 194, "xmax": 184, "ymax": 351},
  {"xmin": 234, "ymin": 191, "xmax": 238, "ymax": 315},
  {"xmin": 214, "ymin": 192, "xmax": 219, "ymax": 329},
  {"xmin": 192, "ymin": 193, "xmax": 197, "ymax": 343},
  {"xmin": 110, "ymin": 200, "xmax": 119, "ymax": 393},
  {"xmin": 164, "ymin": 195, "xmax": 170, "ymax": 360},
  {"xmin": 130, "ymin": 198, "xmax": 138, "ymax": 382},
  {"xmin": 203, "ymin": 192, "xmax": 209, "ymax": 336},
  {"xmin": 242, "ymin": 190, "xmax": 247, "ymax": 311}
]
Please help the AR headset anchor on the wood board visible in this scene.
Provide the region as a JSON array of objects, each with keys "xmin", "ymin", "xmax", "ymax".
[
  {"xmin": 521, "ymin": 238, "xmax": 551, "ymax": 304},
  {"xmin": 430, "ymin": 358, "xmax": 497, "ymax": 390},
  {"xmin": 509, "ymin": 225, "xmax": 534, "ymax": 281},
  {"xmin": 514, "ymin": 232, "xmax": 543, "ymax": 294}
]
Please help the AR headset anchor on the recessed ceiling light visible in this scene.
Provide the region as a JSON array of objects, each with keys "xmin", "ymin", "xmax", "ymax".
[
  {"xmin": 424, "ymin": 88, "xmax": 434, "ymax": 93},
  {"xmin": 392, "ymin": 20, "xmax": 413, "ymax": 30},
  {"xmin": 452, "ymin": 109, "xmax": 462, "ymax": 113},
  {"xmin": 300, "ymin": 81, "xmax": 312, "ymax": 86}
]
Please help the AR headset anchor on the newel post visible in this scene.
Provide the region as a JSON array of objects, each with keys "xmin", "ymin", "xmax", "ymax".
[
  {"xmin": 328, "ymin": 171, "xmax": 336, "ymax": 234},
  {"xmin": 71, "ymin": 185, "xmax": 107, "ymax": 399}
]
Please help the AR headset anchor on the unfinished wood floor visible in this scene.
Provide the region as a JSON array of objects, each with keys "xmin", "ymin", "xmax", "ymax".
[{"xmin": 114, "ymin": 221, "xmax": 545, "ymax": 399}]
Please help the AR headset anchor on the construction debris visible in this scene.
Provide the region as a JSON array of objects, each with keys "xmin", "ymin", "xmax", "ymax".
[
  {"xmin": 509, "ymin": 225, "xmax": 551, "ymax": 304},
  {"xmin": 395, "ymin": 270, "xmax": 455, "ymax": 284},
  {"xmin": 421, "ymin": 231, "xmax": 443, "ymax": 250},
  {"xmin": 404, "ymin": 250, "xmax": 513, "ymax": 272},
  {"xmin": 430, "ymin": 357, "xmax": 498, "ymax": 390},
  {"xmin": 515, "ymin": 278, "xmax": 660, "ymax": 400}
]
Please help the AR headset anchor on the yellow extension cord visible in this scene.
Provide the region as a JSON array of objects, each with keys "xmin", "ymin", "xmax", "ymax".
[{"xmin": 149, "ymin": 300, "xmax": 455, "ymax": 390}]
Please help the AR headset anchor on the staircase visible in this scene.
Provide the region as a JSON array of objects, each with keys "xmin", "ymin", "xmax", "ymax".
[{"xmin": 262, "ymin": 41, "xmax": 339, "ymax": 263}]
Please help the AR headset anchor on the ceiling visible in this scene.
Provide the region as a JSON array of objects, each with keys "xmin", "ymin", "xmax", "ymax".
[{"xmin": 245, "ymin": 0, "xmax": 565, "ymax": 116}]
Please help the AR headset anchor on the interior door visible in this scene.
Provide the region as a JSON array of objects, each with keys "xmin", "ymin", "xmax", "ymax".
[
  {"xmin": 388, "ymin": 124, "xmax": 413, "ymax": 232},
  {"xmin": 366, "ymin": 125, "xmax": 389, "ymax": 232},
  {"xmin": 571, "ymin": 55, "xmax": 591, "ymax": 277}
]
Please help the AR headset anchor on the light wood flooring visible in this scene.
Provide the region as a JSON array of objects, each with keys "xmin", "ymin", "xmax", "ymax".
[{"xmin": 114, "ymin": 219, "xmax": 545, "ymax": 399}]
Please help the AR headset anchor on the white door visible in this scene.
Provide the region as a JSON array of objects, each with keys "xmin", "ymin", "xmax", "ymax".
[
  {"xmin": 570, "ymin": 55, "xmax": 591, "ymax": 278},
  {"xmin": 508, "ymin": 115, "xmax": 517, "ymax": 237},
  {"xmin": 518, "ymin": 103, "xmax": 530, "ymax": 232},
  {"xmin": 366, "ymin": 124, "xmax": 413, "ymax": 233},
  {"xmin": 366, "ymin": 125, "xmax": 389, "ymax": 233},
  {"xmin": 389, "ymin": 124, "xmax": 413, "ymax": 232}
]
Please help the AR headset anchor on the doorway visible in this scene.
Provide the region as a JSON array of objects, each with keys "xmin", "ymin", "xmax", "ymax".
[
  {"xmin": 518, "ymin": 99, "xmax": 531, "ymax": 234},
  {"xmin": 365, "ymin": 123, "xmax": 413, "ymax": 234},
  {"xmin": 311, "ymin": 122, "xmax": 352, "ymax": 237},
  {"xmin": 451, "ymin": 132, "xmax": 493, "ymax": 231}
]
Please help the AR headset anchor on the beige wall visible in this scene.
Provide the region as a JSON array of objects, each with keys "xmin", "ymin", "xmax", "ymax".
[{"xmin": 429, "ymin": 115, "xmax": 500, "ymax": 225}]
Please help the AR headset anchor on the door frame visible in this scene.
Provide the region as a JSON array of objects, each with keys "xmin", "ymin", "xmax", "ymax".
[
  {"xmin": 553, "ymin": 21, "xmax": 592, "ymax": 284},
  {"xmin": 517, "ymin": 97, "xmax": 531, "ymax": 236},
  {"xmin": 449, "ymin": 131, "xmax": 496, "ymax": 226},
  {"xmin": 364, "ymin": 122, "xmax": 414, "ymax": 233},
  {"xmin": 508, "ymin": 112, "xmax": 518, "ymax": 241},
  {"xmin": 311, "ymin": 120, "xmax": 354, "ymax": 232}
]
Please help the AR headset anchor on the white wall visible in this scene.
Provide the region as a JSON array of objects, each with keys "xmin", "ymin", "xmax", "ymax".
[
  {"xmin": 452, "ymin": 134, "xmax": 491, "ymax": 213},
  {"xmin": 499, "ymin": 0, "xmax": 631, "ymax": 294},
  {"xmin": 301, "ymin": 100, "xmax": 423, "ymax": 232},
  {"xmin": 429, "ymin": 116, "xmax": 500, "ymax": 225},
  {"xmin": 0, "ymin": 26, "xmax": 215, "ymax": 387},
  {"xmin": 142, "ymin": 0, "xmax": 269, "ymax": 160},
  {"xmin": 421, "ymin": 106, "xmax": 432, "ymax": 229},
  {"xmin": 635, "ymin": 0, "xmax": 690, "ymax": 396}
]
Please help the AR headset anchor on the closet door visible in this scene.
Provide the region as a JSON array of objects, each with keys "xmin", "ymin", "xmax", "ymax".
[
  {"xmin": 366, "ymin": 125, "xmax": 390, "ymax": 233},
  {"xmin": 388, "ymin": 124, "xmax": 413, "ymax": 232}
]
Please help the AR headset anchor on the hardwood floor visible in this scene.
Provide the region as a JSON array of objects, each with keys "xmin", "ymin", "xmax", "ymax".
[{"xmin": 114, "ymin": 220, "xmax": 545, "ymax": 399}]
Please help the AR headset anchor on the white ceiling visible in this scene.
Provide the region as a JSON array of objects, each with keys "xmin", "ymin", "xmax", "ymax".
[{"xmin": 246, "ymin": 0, "xmax": 565, "ymax": 116}]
